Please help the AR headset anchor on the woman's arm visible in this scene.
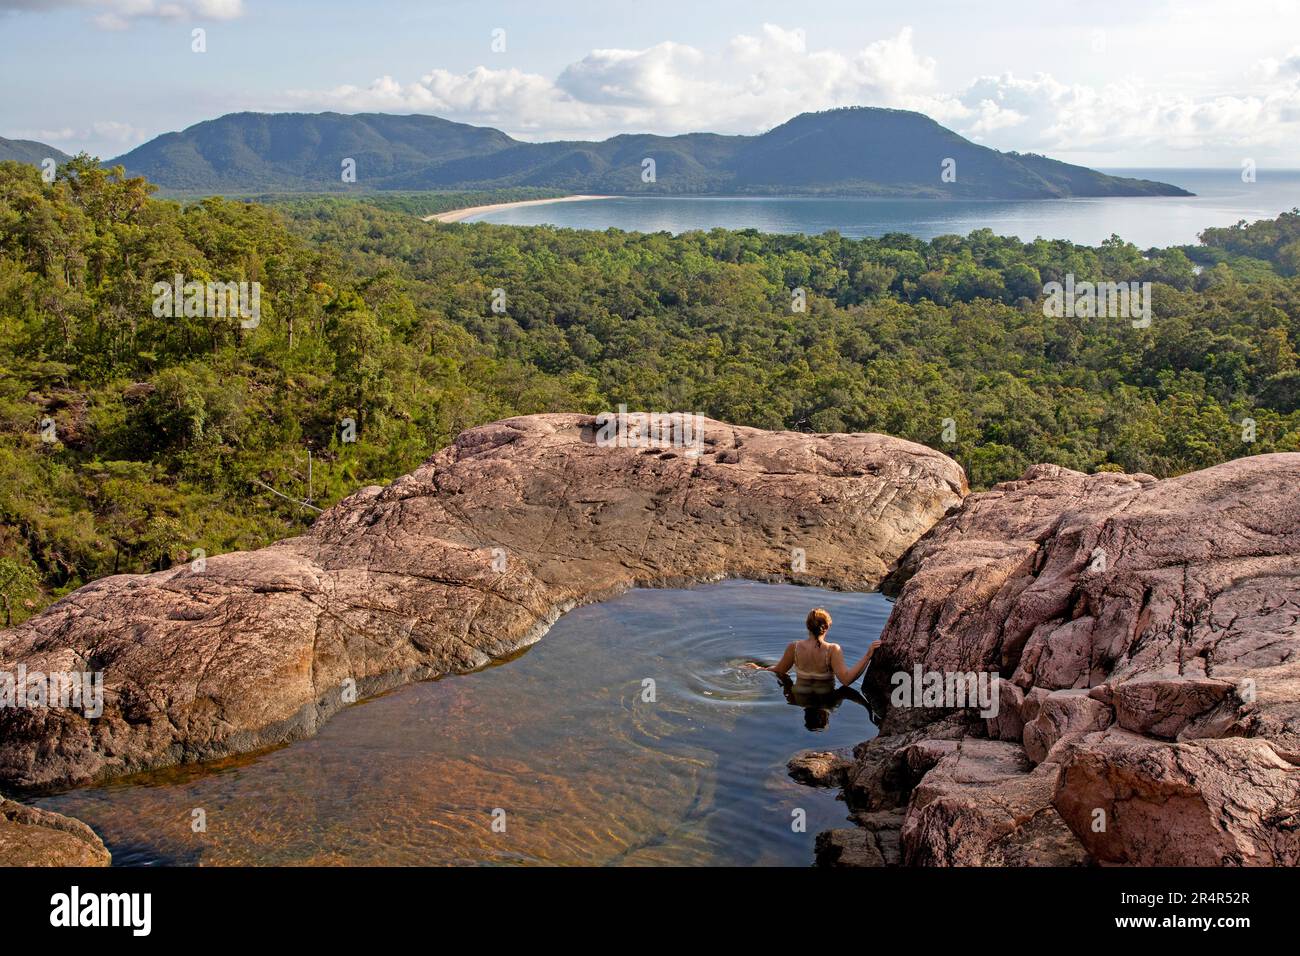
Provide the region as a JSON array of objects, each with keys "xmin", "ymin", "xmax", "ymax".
[
  {"xmin": 769, "ymin": 643, "xmax": 796, "ymax": 677},
  {"xmin": 741, "ymin": 643, "xmax": 795, "ymax": 675},
  {"xmin": 831, "ymin": 640, "xmax": 880, "ymax": 686}
]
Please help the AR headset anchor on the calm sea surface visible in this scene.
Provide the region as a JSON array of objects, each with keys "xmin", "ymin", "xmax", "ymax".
[
  {"xmin": 468, "ymin": 169, "xmax": 1300, "ymax": 247},
  {"xmin": 37, "ymin": 581, "xmax": 889, "ymax": 866}
]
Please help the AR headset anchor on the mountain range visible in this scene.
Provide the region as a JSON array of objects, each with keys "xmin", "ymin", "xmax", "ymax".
[
  {"xmin": 0, "ymin": 137, "xmax": 72, "ymax": 168},
  {"xmin": 5, "ymin": 108, "xmax": 1191, "ymax": 198}
]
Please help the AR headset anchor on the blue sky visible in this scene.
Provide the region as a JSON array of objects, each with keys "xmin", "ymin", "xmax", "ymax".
[{"xmin": 3, "ymin": 0, "xmax": 1300, "ymax": 167}]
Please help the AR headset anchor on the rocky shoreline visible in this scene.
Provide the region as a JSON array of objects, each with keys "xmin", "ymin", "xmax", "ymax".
[
  {"xmin": 3, "ymin": 414, "xmax": 1297, "ymax": 867},
  {"xmin": 0, "ymin": 413, "xmax": 961, "ymax": 794},
  {"xmin": 797, "ymin": 455, "xmax": 1300, "ymax": 866},
  {"xmin": 0, "ymin": 799, "xmax": 110, "ymax": 866}
]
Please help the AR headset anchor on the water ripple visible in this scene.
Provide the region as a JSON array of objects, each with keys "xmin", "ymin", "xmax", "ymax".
[{"xmin": 37, "ymin": 580, "xmax": 890, "ymax": 866}]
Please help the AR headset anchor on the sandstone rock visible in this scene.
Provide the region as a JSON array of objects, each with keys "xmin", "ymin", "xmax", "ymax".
[
  {"xmin": 985, "ymin": 678, "xmax": 1025, "ymax": 741},
  {"xmin": 847, "ymin": 809, "xmax": 906, "ymax": 865},
  {"xmin": 1022, "ymin": 689, "xmax": 1112, "ymax": 764},
  {"xmin": 1087, "ymin": 683, "xmax": 1114, "ymax": 706},
  {"xmin": 899, "ymin": 739, "xmax": 1086, "ymax": 866},
  {"xmin": 873, "ymin": 455, "xmax": 1300, "ymax": 702},
  {"xmin": 0, "ymin": 414, "xmax": 964, "ymax": 791},
  {"xmin": 901, "ymin": 737, "xmax": 961, "ymax": 777},
  {"xmin": 841, "ymin": 714, "xmax": 974, "ymax": 811},
  {"xmin": 787, "ymin": 749, "xmax": 853, "ymax": 788},
  {"xmin": 1054, "ymin": 730, "xmax": 1300, "ymax": 866},
  {"xmin": 871, "ymin": 465, "xmax": 1151, "ymax": 684},
  {"xmin": 815, "ymin": 827, "xmax": 886, "ymax": 867},
  {"xmin": 0, "ymin": 799, "xmax": 110, "ymax": 866},
  {"xmin": 1112, "ymin": 676, "xmax": 1238, "ymax": 739},
  {"xmin": 1021, "ymin": 686, "xmax": 1050, "ymax": 724},
  {"xmin": 825, "ymin": 453, "xmax": 1300, "ymax": 866}
]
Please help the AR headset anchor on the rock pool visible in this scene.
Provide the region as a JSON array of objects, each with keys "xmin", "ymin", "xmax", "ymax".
[{"xmin": 36, "ymin": 581, "xmax": 889, "ymax": 866}]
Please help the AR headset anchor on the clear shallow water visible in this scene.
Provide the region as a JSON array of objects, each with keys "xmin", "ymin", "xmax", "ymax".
[
  {"xmin": 469, "ymin": 169, "xmax": 1300, "ymax": 248},
  {"xmin": 36, "ymin": 581, "xmax": 888, "ymax": 866}
]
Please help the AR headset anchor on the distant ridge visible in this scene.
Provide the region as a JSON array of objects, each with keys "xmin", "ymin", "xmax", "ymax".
[
  {"xmin": 0, "ymin": 137, "xmax": 72, "ymax": 168},
  {"xmin": 109, "ymin": 107, "xmax": 1192, "ymax": 198}
]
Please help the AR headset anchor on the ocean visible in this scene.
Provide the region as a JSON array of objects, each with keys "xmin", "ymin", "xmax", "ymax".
[{"xmin": 466, "ymin": 168, "xmax": 1300, "ymax": 247}]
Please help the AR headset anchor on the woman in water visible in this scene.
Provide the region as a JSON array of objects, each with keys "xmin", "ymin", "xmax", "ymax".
[{"xmin": 744, "ymin": 607, "xmax": 879, "ymax": 687}]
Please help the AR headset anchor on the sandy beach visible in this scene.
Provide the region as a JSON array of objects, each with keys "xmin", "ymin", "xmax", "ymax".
[{"xmin": 424, "ymin": 194, "xmax": 614, "ymax": 223}]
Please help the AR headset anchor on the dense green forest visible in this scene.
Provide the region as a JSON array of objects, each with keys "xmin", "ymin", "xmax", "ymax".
[{"xmin": 1, "ymin": 156, "xmax": 1297, "ymax": 625}]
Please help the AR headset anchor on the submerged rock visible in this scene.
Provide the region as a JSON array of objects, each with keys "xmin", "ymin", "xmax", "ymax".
[
  {"xmin": 0, "ymin": 414, "xmax": 964, "ymax": 792},
  {"xmin": 787, "ymin": 749, "xmax": 854, "ymax": 788},
  {"xmin": 0, "ymin": 799, "xmax": 109, "ymax": 866}
]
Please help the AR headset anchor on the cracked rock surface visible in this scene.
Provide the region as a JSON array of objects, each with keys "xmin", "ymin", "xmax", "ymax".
[
  {"xmin": 0, "ymin": 799, "xmax": 110, "ymax": 866},
  {"xmin": 814, "ymin": 454, "xmax": 1300, "ymax": 866},
  {"xmin": 0, "ymin": 414, "xmax": 964, "ymax": 796},
  {"xmin": 10, "ymin": 412, "xmax": 1293, "ymax": 868}
]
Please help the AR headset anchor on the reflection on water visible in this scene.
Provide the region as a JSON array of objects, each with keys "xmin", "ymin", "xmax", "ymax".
[
  {"xmin": 36, "ymin": 581, "xmax": 888, "ymax": 866},
  {"xmin": 777, "ymin": 676, "xmax": 874, "ymax": 733},
  {"xmin": 469, "ymin": 169, "xmax": 1300, "ymax": 248}
]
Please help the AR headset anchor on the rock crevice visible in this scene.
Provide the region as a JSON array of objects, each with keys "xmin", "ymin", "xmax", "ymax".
[{"xmin": 813, "ymin": 454, "xmax": 1300, "ymax": 866}]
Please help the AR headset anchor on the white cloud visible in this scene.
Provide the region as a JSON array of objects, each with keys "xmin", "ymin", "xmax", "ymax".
[
  {"xmin": 1254, "ymin": 46, "xmax": 1300, "ymax": 81},
  {"xmin": 953, "ymin": 70, "xmax": 1300, "ymax": 155},
  {"xmin": 278, "ymin": 23, "xmax": 1300, "ymax": 159},
  {"xmin": 89, "ymin": 119, "xmax": 147, "ymax": 143},
  {"xmin": 558, "ymin": 42, "xmax": 708, "ymax": 107},
  {"xmin": 12, "ymin": 120, "xmax": 147, "ymax": 151},
  {"xmin": 0, "ymin": 0, "xmax": 244, "ymax": 30},
  {"xmin": 287, "ymin": 24, "xmax": 950, "ymax": 140},
  {"xmin": 297, "ymin": 68, "xmax": 598, "ymax": 137}
]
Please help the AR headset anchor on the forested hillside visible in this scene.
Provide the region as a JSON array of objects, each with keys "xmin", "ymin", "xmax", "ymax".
[
  {"xmin": 110, "ymin": 107, "xmax": 1189, "ymax": 198},
  {"xmin": 0, "ymin": 137, "xmax": 70, "ymax": 167},
  {"xmin": 1, "ymin": 157, "xmax": 1296, "ymax": 624}
]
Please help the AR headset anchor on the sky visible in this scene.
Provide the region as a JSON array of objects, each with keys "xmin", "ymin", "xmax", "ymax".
[{"xmin": 3, "ymin": 0, "xmax": 1300, "ymax": 168}]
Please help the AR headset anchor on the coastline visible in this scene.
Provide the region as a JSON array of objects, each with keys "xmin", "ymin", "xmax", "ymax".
[{"xmin": 424, "ymin": 194, "xmax": 615, "ymax": 224}]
